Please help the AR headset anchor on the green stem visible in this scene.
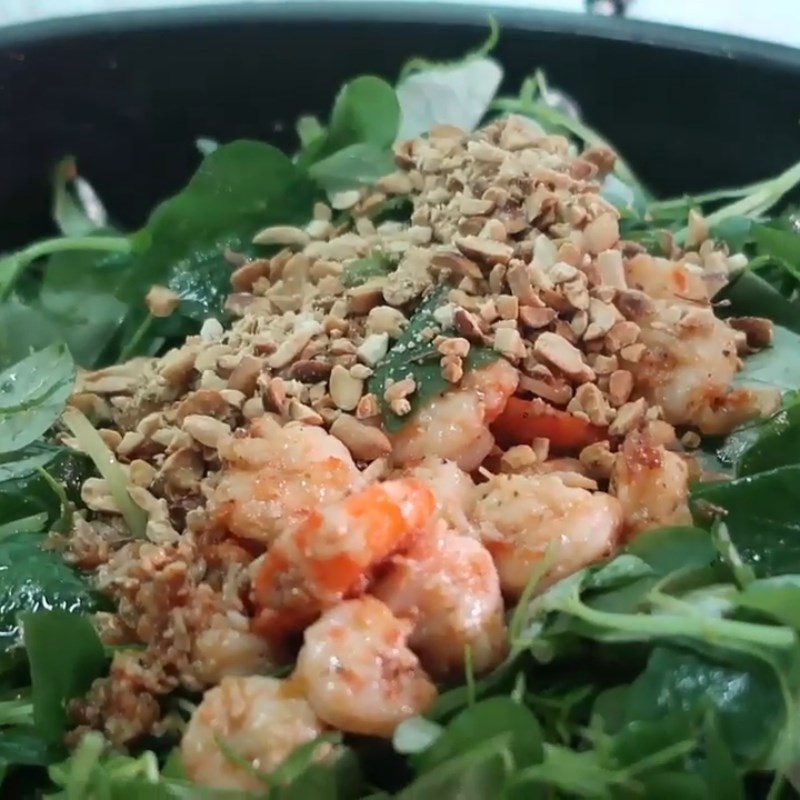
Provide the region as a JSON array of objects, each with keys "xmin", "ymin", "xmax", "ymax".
[
  {"xmin": 567, "ymin": 597, "xmax": 796, "ymax": 650},
  {"xmin": 649, "ymin": 178, "xmax": 774, "ymax": 214},
  {"xmin": 117, "ymin": 314, "xmax": 155, "ymax": 362},
  {"xmin": 675, "ymin": 159, "xmax": 800, "ymax": 244},
  {"xmin": 0, "ymin": 235, "xmax": 131, "ymax": 300},
  {"xmin": 61, "ymin": 406, "xmax": 147, "ymax": 539}
]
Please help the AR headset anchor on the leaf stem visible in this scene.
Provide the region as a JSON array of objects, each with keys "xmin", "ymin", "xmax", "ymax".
[
  {"xmin": 61, "ymin": 407, "xmax": 147, "ymax": 539},
  {"xmin": 566, "ymin": 596, "xmax": 796, "ymax": 650},
  {"xmin": 0, "ymin": 235, "xmax": 131, "ymax": 300}
]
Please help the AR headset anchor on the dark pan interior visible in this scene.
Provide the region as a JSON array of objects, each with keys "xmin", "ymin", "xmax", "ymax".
[{"xmin": 0, "ymin": 3, "xmax": 799, "ymax": 248}]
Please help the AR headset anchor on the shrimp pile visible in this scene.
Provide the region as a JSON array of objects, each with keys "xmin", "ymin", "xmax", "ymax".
[{"xmin": 61, "ymin": 113, "xmax": 780, "ymax": 789}]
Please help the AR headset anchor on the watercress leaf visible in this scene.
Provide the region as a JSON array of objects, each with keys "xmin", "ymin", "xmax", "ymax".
[
  {"xmin": 583, "ymin": 555, "xmax": 653, "ymax": 592},
  {"xmin": 414, "ymin": 697, "xmax": 543, "ymax": 774},
  {"xmin": 710, "ymin": 216, "xmax": 753, "ymax": 252},
  {"xmin": 716, "ymin": 271, "xmax": 800, "ymax": 334},
  {"xmin": 0, "ymin": 301, "xmax": 65, "ymax": 368},
  {"xmin": 608, "ymin": 712, "xmax": 695, "ymax": 770},
  {"xmin": 341, "ymin": 252, "xmax": 394, "ymax": 288},
  {"xmin": 369, "ymin": 286, "xmax": 499, "ymax": 432},
  {"xmin": 624, "ymin": 526, "xmax": 717, "ymax": 577},
  {"xmin": 296, "ymin": 115, "xmax": 325, "ymax": 150},
  {"xmin": 195, "ymin": 137, "xmax": 220, "ymax": 157},
  {"xmin": 0, "ymin": 445, "xmax": 90, "ymax": 527},
  {"xmin": 328, "ymin": 76, "xmax": 399, "ymax": 149},
  {"xmin": 0, "ymin": 344, "xmax": 75, "ymax": 454},
  {"xmin": 737, "ymin": 576, "xmax": 800, "ymax": 629},
  {"xmin": 393, "ymin": 717, "xmax": 444, "ymax": 755},
  {"xmin": 0, "ymin": 726, "xmax": 56, "ymax": 768},
  {"xmin": 303, "ymin": 76, "xmax": 399, "ymax": 167},
  {"xmin": 0, "ymin": 441, "xmax": 64, "ymax": 483},
  {"xmin": 698, "ymin": 714, "xmax": 745, "ymax": 800},
  {"xmin": 624, "ymin": 645, "xmax": 785, "ymax": 763},
  {"xmin": 629, "ymin": 772, "xmax": 710, "ymax": 800},
  {"xmin": 38, "ymin": 248, "xmax": 129, "ymax": 368},
  {"xmin": 396, "ymin": 57, "xmax": 503, "ymax": 141},
  {"xmin": 22, "ymin": 611, "xmax": 106, "ymax": 744},
  {"xmin": 734, "ymin": 325, "xmax": 800, "ymax": 392},
  {"xmin": 691, "ymin": 464, "xmax": 800, "ymax": 577},
  {"xmin": 308, "ymin": 142, "xmax": 395, "ymax": 195},
  {"xmin": 753, "ymin": 222, "xmax": 800, "ymax": 266},
  {"xmin": 123, "ymin": 140, "xmax": 317, "ymax": 310},
  {"xmin": 508, "ymin": 745, "xmax": 615, "ymax": 798},
  {"xmin": 396, "ymin": 734, "xmax": 513, "ymax": 800},
  {"xmin": 0, "ymin": 534, "xmax": 96, "ymax": 655},
  {"xmin": 736, "ymin": 397, "xmax": 800, "ymax": 476}
]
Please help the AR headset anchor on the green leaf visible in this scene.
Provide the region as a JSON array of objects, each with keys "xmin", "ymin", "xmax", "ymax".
[
  {"xmin": 737, "ymin": 576, "xmax": 800, "ymax": 629},
  {"xmin": 341, "ymin": 252, "xmax": 395, "ymax": 288},
  {"xmin": 736, "ymin": 398, "xmax": 800, "ymax": 476},
  {"xmin": 717, "ymin": 271, "xmax": 800, "ymax": 334},
  {"xmin": 302, "ymin": 76, "xmax": 400, "ymax": 167},
  {"xmin": 691, "ymin": 465, "xmax": 800, "ymax": 577},
  {"xmin": 0, "ymin": 344, "xmax": 75, "ymax": 454},
  {"xmin": 368, "ymin": 286, "xmax": 499, "ymax": 432},
  {"xmin": 624, "ymin": 526, "xmax": 717, "ymax": 577},
  {"xmin": 393, "ymin": 717, "xmax": 444, "ymax": 755},
  {"xmin": 122, "ymin": 140, "xmax": 317, "ymax": 311},
  {"xmin": 698, "ymin": 714, "xmax": 745, "ymax": 800},
  {"xmin": 583, "ymin": 555, "xmax": 653, "ymax": 592},
  {"xmin": 0, "ymin": 236, "xmax": 132, "ymax": 304},
  {"xmin": 414, "ymin": 697, "xmax": 543, "ymax": 775},
  {"xmin": 396, "ymin": 57, "xmax": 503, "ymax": 141},
  {"xmin": 22, "ymin": 611, "xmax": 106, "ymax": 744},
  {"xmin": 326, "ymin": 76, "xmax": 400, "ymax": 152},
  {"xmin": 0, "ymin": 444, "xmax": 90, "ymax": 527},
  {"xmin": 38, "ymin": 247, "xmax": 129, "ymax": 368},
  {"xmin": 396, "ymin": 734, "xmax": 513, "ymax": 800},
  {"xmin": 734, "ymin": 326, "xmax": 800, "ymax": 392},
  {"xmin": 624, "ymin": 645, "xmax": 785, "ymax": 763},
  {"xmin": 0, "ymin": 534, "xmax": 96, "ymax": 655},
  {"xmin": 309, "ymin": 143, "xmax": 396, "ymax": 195},
  {"xmin": 0, "ymin": 300, "xmax": 65, "ymax": 368}
]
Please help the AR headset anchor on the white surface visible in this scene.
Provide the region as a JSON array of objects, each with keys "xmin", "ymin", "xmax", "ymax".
[{"xmin": 1, "ymin": 0, "xmax": 799, "ymax": 48}]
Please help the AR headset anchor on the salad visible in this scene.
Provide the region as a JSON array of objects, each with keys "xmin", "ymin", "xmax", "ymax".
[{"xmin": 1, "ymin": 24, "xmax": 800, "ymax": 799}]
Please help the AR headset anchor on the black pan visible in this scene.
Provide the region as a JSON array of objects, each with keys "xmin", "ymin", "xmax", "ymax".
[{"xmin": 0, "ymin": 3, "xmax": 798, "ymax": 250}]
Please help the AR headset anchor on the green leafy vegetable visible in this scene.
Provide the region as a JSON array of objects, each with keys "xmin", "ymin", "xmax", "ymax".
[
  {"xmin": 0, "ymin": 534, "xmax": 96, "ymax": 655},
  {"xmin": 0, "ymin": 345, "xmax": 74, "ymax": 454},
  {"xmin": 23, "ymin": 611, "xmax": 106, "ymax": 744},
  {"xmin": 368, "ymin": 287, "xmax": 499, "ymax": 432},
  {"xmin": 61, "ymin": 407, "xmax": 147, "ymax": 538},
  {"xmin": 341, "ymin": 253, "xmax": 395, "ymax": 288}
]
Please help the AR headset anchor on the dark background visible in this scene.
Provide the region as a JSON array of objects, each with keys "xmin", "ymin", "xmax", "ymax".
[{"xmin": 0, "ymin": 2, "xmax": 798, "ymax": 248}]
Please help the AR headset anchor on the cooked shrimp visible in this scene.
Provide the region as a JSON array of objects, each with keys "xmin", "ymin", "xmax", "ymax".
[
  {"xmin": 253, "ymin": 478, "xmax": 435, "ymax": 638},
  {"xmin": 192, "ymin": 613, "xmax": 276, "ymax": 686},
  {"xmin": 472, "ymin": 473, "xmax": 623, "ymax": 598},
  {"xmin": 402, "ymin": 457, "xmax": 476, "ymax": 532},
  {"xmin": 631, "ymin": 305, "xmax": 779, "ymax": 434},
  {"xmin": 373, "ymin": 524, "xmax": 507, "ymax": 680},
  {"xmin": 294, "ymin": 596, "xmax": 437, "ymax": 737},
  {"xmin": 609, "ymin": 427, "xmax": 691, "ymax": 536},
  {"xmin": 181, "ymin": 675, "xmax": 324, "ymax": 791},
  {"xmin": 391, "ymin": 359, "xmax": 519, "ymax": 471},
  {"xmin": 212, "ymin": 416, "xmax": 361, "ymax": 544},
  {"xmin": 625, "ymin": 253, "xmax": 711, "ymax": 304}
]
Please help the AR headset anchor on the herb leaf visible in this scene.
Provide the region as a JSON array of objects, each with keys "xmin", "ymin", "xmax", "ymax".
[
  {"xmin": 0, "ymin": 534, "xmax": 96, "ymax": 656},
  {"xmin": 23, "ymin": 611, "xmax": 106, "ymax": 744},
  {"xmin": 0, "ymin": 345, "xmax": 74, "ymax": 454},
  {"xmin": 368, "ymin": 287, "xmax": 499, "ymax": 432}
]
